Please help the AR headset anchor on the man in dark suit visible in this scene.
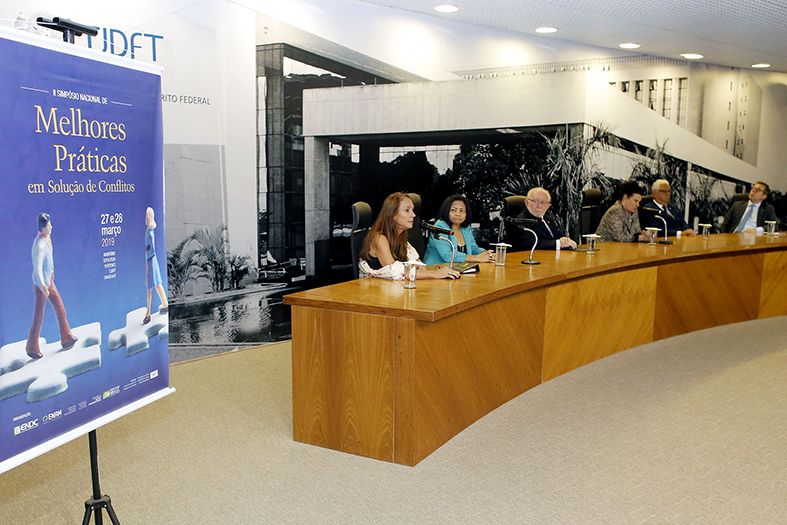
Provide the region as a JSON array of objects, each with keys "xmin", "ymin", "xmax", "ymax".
[
  {"xmin": 507, "ymin": 187, "xmax": 577, "ymax": 251},
  {"xmin": 640, "ymin": 179, "xmax": 696, "ymax": 237},
  {"xmin": 722, "ymin": 181, "xmax": 778, "ymax": 233}
]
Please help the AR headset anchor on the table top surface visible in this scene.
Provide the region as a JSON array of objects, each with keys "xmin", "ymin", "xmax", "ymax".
[{"xmin": 284, "ymin": 233, "xmax": 787, "ymax": 321}]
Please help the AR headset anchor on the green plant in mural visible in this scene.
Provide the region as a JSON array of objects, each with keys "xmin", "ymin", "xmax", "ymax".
[
  {"xmin": 687, "ymin": 170, "xmax": 732, "ymax": 231},
  {"xmin": 167, "ymin": 237, "xmax": 204, "ymax": 298},
  {"xmin": 541, "ymin": 124, "xmax": 620, "ymax": 238},
  {"xmin": 228, "ymin": 254, "xmax": 255, "ymax": 290},
  {"xmin": 191, "ymin": 225, "xmax": 230, "ymax": 293},
  {"xmin": 500, "ymin": 142, "xmax": 549, "ymax": 198},
  {"xmin": 168, "ymin": 226, "xmax": 257, "ymax": 296},
  {"xmin": 629, "ymin": 139, "xmax": 687, "ymax": 205},
  {"xmin": 451, "ymin": 143, "xmax": 513, "ymax": 218},
  {"xmin": 449, "ymin": 124, "xmax": 619, "ymax": 239}
]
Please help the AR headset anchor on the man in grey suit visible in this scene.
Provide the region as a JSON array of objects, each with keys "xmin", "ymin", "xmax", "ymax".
[{"xmin": 722, "ymin": 181, "xmax": 777, "ymax": 233}]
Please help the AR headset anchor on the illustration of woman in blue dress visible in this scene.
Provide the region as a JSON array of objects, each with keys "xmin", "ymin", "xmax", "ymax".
[{"xmin": 144, "ymin": 207, "xmax": 168, "ymax": 324}]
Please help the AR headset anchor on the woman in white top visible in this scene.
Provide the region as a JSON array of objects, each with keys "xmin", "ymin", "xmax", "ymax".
[{"xmin": 359, "ymin": 192, "xmax": 459, "ymax": 280}]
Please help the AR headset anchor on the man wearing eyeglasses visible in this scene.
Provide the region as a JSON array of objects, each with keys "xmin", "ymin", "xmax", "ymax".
[
  {"xmin": 722, "ymin": 181, "xmax": 777, "ymax": 233},
  {"xmin": 640, "ymin": 179, "xmax": 696, "ymax": 237},
  {"xmin": 508, "ymin": 187, "xmax": 577, "ymax": 251}
]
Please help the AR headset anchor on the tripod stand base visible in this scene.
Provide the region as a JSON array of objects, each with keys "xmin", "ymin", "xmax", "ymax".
[{"xmin": 83, "ymin": 494, "xmax": 120, "ymax": 525}]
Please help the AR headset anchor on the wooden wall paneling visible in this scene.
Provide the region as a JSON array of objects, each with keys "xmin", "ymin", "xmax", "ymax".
[
  {"xmin": 543, "ymin": 267, "xmax": 657, "ymax": 382},
  {"xmin": 760, "ymin": 250, "xmax": 787, "ymax": 318},
  {"xmin": 291, "ymin": 306, "xmax": 396, "ymax": 462},
  {"xmin": 654, "ymin": 254, "xmax": 763, "ymax": 340},
  {"xmin": 408, "ymin": 288, "xmax": 546, "ymax": 465}
]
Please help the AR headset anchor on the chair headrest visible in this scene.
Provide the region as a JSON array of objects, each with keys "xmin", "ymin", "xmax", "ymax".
[
  {"xmin": 581, "ymin": 188, "xmax": 603, "ymax": 207},
  {"xmin": 640, "ymin": 195, "xmax": 655, "ymax": 207},
  {"xmin": 504, "ymin": 195, "xmax": 527, "ymax": 218},
  {"xmin": 731, "ymin": 192, "xmax": 749, "ymax": 204},
  {"xmin": 406, "ymin": 193, "xmax": 422, "ymax": 216},
  {"xmin": 352, "ymin": 201, "xmax": 372, "ymax": 230}
]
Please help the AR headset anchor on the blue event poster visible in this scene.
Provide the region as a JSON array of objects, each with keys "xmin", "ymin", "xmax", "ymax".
[{"xmin": 0, "ymin": 30, "xmax": 169, "ymax": 470}]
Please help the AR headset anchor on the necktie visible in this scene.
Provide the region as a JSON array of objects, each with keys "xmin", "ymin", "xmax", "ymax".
[
  {"xmin": 735, "ymin": 204, "xmax": 754, "ymax": 233},
  {"xmin": 540, "ymin": 218, "xmax": 554, "ymax": 237},
  {"xmin": 662, "ymin": 205, "xmax": 673, "ymax": 218}
]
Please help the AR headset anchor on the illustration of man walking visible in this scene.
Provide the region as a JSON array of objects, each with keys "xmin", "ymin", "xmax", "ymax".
[{"xmin": 26, "ymin": 213, "xmax": 78, "ymax": 359}]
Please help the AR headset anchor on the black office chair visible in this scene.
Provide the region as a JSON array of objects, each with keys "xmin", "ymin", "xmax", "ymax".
[
  {"xmin": 350, "ymin": 201, "xmax": 372, "ymax": 279},
  {"xmin": 503, "ymin": 195, "xmax": 527, "ymax": 219},
  {"xmin": 580, "ymin": 188, "xmax": 603, "ymax": 237},
  {"xmin": 731, "ymin": 192, "xmax": 749, "ymax": 205},
  {"xmin": 498, "ymin": 195, "xmax": 527, "ymax": 243},
  {"xmin": 637, "ymin": 194, "xmax": 655, "ymax": 229},
  {"xmin": 406, "ymin": 193, "xmax": 427, "ymax": 260}
]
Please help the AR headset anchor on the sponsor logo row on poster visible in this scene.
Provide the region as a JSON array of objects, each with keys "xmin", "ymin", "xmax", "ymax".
[{"xmin": 10, "ymin": 369, "xmax": 159, "ymax": 437}]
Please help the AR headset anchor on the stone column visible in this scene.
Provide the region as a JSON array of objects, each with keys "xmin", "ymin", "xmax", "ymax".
[{"xmin": 304, "ymin": 136, "xmax": 331, "ymax": 276}]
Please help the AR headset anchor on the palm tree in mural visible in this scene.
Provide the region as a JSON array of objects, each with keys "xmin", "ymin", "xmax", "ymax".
[
  {"xmin": 167, "ymin": 237, "xmax": 204, "ymax": 298},
  {"xmin": 452, "ymin": 124, "xmax": 619, "ymax": 239},
  {"xmin": 227, "ymin": 254, "xmax": 254, "ymax": 290},
  {"xmin": 539, "ymin": 124, "xmax": 620, "ymax": 238},
  {"xmin": 191, "ymin": 225, "xmax": 230, "ymax": 292},
  {"xmin": 687, "ymin": 170, "xmax": 733, "ymax": 231},
  {"xmin": 630, "ymin": 139, "xmax": 687, "ymax": 205}
]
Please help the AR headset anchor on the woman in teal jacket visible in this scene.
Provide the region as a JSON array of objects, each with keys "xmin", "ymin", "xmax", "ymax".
[{"xmin": 423, "ymin": 195, "xmax": 495, "ymax": 266}]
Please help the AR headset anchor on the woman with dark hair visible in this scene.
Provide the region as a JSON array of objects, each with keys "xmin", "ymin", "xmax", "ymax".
[
  {"xmin": 423, "ymin": 195, "xmax": 495, "ymax": 265},
  {"xmin": 595, "ymin": 180, "xmax": 651, "ymax": 242},
  {"xmin": 359, "ymin": 192, "xmax": 460, "ymax": 280}
]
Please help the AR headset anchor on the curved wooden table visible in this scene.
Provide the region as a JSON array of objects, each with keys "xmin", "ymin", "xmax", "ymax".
[{"xmin": 284, "ymin": 233, "xmax": 787, "ymax": 466}]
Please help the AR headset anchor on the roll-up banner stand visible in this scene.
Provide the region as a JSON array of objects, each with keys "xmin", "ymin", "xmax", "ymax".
[{"xmin": 0, "ymin": 26, "xmax": 174, "ymax": 474}]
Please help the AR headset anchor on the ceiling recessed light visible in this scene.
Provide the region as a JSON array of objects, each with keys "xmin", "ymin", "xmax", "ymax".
[
  {"xmin": 619, "ymin": 43, "xmax": 640, "ymax": 49},
  {"xmin": 535, "ymin": 27, "xmax": 558, "ymax": 34},
  {"xmin": 681, "ymin": 53, "xmax": 704, "ymax": 60},
  {"xmin": 752, "ymin": 63, "xmax": 771, "ymax": 68},
  {"xmin": 434, "ymin": 4, "xmax": 460, "ymax": 13}
]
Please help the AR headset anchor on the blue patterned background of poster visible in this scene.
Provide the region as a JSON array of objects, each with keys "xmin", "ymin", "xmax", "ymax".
[{"xmin": 0, "ymin": 32, "xmax": 169, "ymax": 468}]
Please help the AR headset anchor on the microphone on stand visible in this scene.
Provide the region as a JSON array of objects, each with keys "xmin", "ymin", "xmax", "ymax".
[
  {"xmin": 420, "ymin": 222, "xmax": 454, "ymax": 236},
  {"xmin": 500, "ymin": 216, "xmax": 540, "ymax": 264},
  {"xmin": 640, "ymin": 207, "xmax": 673, "ymax": 244}
]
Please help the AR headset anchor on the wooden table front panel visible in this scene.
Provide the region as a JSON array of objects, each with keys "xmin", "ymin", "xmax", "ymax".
[
  {"xmin": 399, "ymin": 288, "xmax": 546, "ymax": 466},
  {"xmin": 761, "ymin": 250, "xmax": 787, "ymax": 318},
  {"xmin": 293, "ymin": 288, "xmax": 547, "ymax": 466},
  {"xmin": 543, "ymin": 266, "xmax": 657, "ymax": 382},
  {"xmin": 288, "ymin": 237, "xmax": 787, "ymax": 466},
  {"xmin": 653, "ymin": 253, "xmax": 763, "ymax": 341},
  {"xmin": 291, "ymin": 306, "xmax": 396, "ymax": 462}
]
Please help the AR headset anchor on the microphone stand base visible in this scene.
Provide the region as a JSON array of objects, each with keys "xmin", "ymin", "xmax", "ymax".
[
  {"xmin": 521, "ymin": 259, "xmax": 541, "ymax": 265},
  {"xmin": 659, "ymin": 240, "xmax": 674, "ymax": 245}
]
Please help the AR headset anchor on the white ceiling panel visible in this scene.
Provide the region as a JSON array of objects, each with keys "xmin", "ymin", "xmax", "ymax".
[{"xmin": 354, "ymin": 0, "xmax": 787, "ymax": 72}]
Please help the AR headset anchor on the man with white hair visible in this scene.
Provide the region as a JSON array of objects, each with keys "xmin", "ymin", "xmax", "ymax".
[
  {"xmin": 640, "ymin": 179, "xmax": 696, "ymax": 237},
  {"xmin": 508, "ymin": 187, "xmax": 577, "ymax": 251}
]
